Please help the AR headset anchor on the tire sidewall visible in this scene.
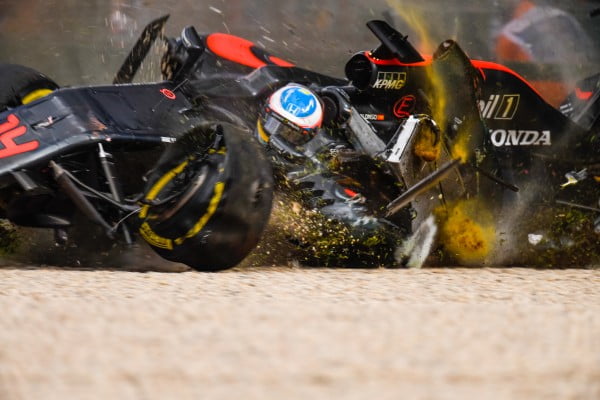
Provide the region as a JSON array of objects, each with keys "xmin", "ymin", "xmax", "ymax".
[{"xmin": 141, "ymin": 122, "xmax": 274, "ymax": 271}]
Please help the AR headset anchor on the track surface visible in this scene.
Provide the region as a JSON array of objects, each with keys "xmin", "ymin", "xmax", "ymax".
[{"xmin": 0, "ymin": 266, "xmax": 598, "ymax": 399}]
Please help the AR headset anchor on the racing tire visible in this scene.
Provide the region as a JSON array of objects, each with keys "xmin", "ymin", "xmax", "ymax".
[
  {"xmin": 138, "ymin": 122, "xmax": 274, "ymax": 271},
  {"xmin": 0, "ymin": 63, "xmax": 59, "ymax": 110}
]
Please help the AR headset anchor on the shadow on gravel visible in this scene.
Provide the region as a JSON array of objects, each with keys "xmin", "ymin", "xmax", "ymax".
[
  {"xmin": 1, "ymin": 223, "xmax": 597, "ymax": 273},
  {"xmin": 0, "ymin": 227, "xmax": 189, "ymax": 272}
]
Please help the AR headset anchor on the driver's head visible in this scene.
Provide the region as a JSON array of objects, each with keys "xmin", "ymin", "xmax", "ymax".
[{"xmin": 256, "ymin": 84, "xmax": 323, "ymax": 153}]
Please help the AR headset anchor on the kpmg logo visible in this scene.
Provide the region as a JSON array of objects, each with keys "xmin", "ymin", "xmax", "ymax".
[{"xmin": 373, "ymin": 72, "xmax": 407, "ymax": 90}]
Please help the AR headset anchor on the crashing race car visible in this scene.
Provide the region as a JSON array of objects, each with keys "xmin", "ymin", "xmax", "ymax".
[
  {"xmin": 0, "ymin": 17, "xmax": 275, "ymax": 271},
  {"xmin": 0, "ymin": 15, "xmax": 598, "ymax": 269}
]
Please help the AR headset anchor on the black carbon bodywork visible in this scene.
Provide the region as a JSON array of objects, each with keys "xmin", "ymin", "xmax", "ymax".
[{"xmin": 0, "ymin": 83, "xmax": 196, "ymax": 177}]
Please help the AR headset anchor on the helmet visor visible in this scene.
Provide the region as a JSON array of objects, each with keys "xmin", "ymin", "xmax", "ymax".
[{"xmin": 263, "ymin": 112, "xmax": 314, "ymax": 147}]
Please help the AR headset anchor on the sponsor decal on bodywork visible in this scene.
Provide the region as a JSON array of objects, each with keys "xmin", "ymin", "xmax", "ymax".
[
  {"xmin": 160, "ymin": 88, "xmax": 176, "ymax": 100},
  {"xmin": 360, "ymin": 114, "xmax": 385, "ymax": 121},
  {"xmin": 490, "ymin": 129, "xmax": 551, "ymax": 146},
  {"xmin": 0, "ymin": 114, "xmax": 39, "ymax": 158},
  {"xmin": 373, "ymin": 72, "xmax": 407, "ymax": 90},
  {"xmin": 479, "ymin": 94, "xmax": 520, "ymax": 120},
  {"xmin": 393, "ymin": 95, "xmax": 416, "ymax": 118}
]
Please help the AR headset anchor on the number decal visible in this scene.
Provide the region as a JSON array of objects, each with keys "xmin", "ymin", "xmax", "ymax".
[
  {"xmin": 0, "ymin": 114, "xmax": 39, "ymax": 158},
  {"xmin": 494, "ymin": 94, "xmax": 520, "ymax": 120},
  {"xmin": 501, "ymin": 97, "xmax": 514, "ymax": 118}
]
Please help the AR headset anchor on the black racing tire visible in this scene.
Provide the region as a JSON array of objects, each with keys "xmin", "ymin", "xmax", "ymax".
[
  {"xmin": 138, "ymin": 122, "xmax": 274, "ymax": 271},
  {"xmin": 0, "ymin": 63, "xmax": 59, "ymax": 111}
]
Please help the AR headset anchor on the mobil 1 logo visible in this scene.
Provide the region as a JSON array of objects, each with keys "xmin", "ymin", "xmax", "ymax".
[{"xmin": 479, "ymin": 94, "xmax": 520, "ymax": 120}]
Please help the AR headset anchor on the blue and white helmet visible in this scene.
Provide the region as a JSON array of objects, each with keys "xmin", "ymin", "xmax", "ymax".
[{"xmin": 257, "ymin": 84, "xmax": 323, "ymax": 147}]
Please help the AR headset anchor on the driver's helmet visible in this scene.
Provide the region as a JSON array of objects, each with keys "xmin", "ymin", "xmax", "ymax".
[{"xmin": 256, "ymin": 84, "xmax": 323, "ymax": 152}]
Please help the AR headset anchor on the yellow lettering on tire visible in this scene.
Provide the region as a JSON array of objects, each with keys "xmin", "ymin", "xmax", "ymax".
[
  {"xmin": 139, "ymin": 222, "xmax": 173, "ymax": 250},
  {"xmin": 174, "ymin": 181, "xmax": 225, "ymax": 245},
  {"xmin": 139, "ymin": 159, "xmax": 190, "ymax": 219}
]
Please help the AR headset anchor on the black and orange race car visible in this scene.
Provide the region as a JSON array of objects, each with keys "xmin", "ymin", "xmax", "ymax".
[{"xmin": 0, "ymin": 16, "xmax": 598, "ymax": 269}]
